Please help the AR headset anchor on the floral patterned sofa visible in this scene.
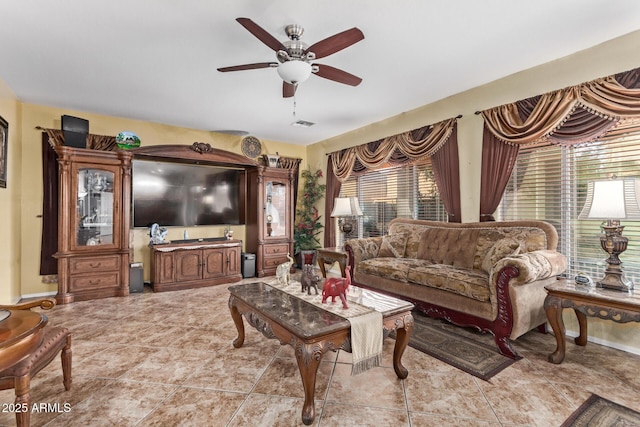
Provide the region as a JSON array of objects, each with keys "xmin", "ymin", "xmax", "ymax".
[{"xmin": 344, "ymin": 219, "xmax": 567, "ymax": 359}]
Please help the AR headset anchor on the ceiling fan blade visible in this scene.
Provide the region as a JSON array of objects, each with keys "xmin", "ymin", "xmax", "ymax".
[
  {"xmin": 313, "ymin": 64, "xmax": 362, "ymax": 86},
  {"xmin": 217, "ymin": 62, "xmax": 277, "ymax": 72},
  {"xmin": 236, "ymin": 18, "xmax": 286, "ymax": 52},
  {"xmin": 283, "ymin": 82, "xmax": 296, "ymax": 98},
  {"xmin": 305, "ymin": 27, "xmax": 364, "ymax": 59}
]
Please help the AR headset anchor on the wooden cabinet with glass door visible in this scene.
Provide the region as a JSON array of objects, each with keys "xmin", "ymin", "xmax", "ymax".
[
  {"xmin": 54, "ymin": 146, "xmax": 132, "ymax": 304},
  {"xmin": 246, "ymin": 165, "xmax": 295, "ymax": 277}
]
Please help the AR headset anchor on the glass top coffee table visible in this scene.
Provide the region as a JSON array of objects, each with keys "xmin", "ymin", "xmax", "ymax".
[{"xmin": 228, "ymin": 282, "xmax": 414, "ymax": 425}]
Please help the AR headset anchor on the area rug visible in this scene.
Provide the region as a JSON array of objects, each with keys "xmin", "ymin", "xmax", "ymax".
[
  {"xmin": 561, "ymin": 394, "xmax": 640, "ymax": 427},
  {"xmin": 396, "ymin": 311, "xmax": 517, "ymax": 381}
]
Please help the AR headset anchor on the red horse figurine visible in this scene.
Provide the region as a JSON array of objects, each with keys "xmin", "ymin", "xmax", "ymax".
[{"xmin": 322, "ymin": 266, "xmax": 351, "ymax": 309}]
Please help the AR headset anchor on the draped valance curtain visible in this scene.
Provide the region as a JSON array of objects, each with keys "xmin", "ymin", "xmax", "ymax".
[
  {"xmin": 330, "ymin": 117, "xmax": 458, "ymax": 182},
  {"xmin": 40, "ymin": 128, "xmax": 117, "ymax": 151},
  {"xmin": 479, "ymin": 66, "xmax": 640, "ymax": 221},
  {"xmin": 324, "ymin": 117, "xmax": 460, "ymax": 247}
]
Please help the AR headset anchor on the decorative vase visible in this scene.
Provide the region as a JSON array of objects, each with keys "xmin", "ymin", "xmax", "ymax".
[
  {"xmin": 264, "ymin": 153, "xmax": 280, "ymax": 168},
  {"xmin": 116, "ymin": 131, "xmax": 141, "ymax": 150},
  {"xmin": 300, "ymin": 250, "xmax": 317, "ymax": 266}
]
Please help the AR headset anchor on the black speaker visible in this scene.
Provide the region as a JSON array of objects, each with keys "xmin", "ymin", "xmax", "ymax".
[
  {"xmin": 61, "ymin": 115, "xmax": 89, "ymax": 148},
  {"xmin": 241, "ymin": 253, "xmax": 256, "ymax": 278},
  {"xmin": 129, "ymin": 263, "xmax": 144, "ymax": 293}
]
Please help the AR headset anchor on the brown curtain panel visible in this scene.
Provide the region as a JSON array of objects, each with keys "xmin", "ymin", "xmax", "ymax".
[
  {"xmin": 40, "ymin": 134, "xmax": 59, "ymax": 275},
  {"xmin": 478, "ymin": 66, "xmax": 640, "ymax": 220},
  {"xmin": 323, "ymin": 156, "xmax": 342, "ymax": 248},
  {"xmin": 40, "ymin": 129, "xmax": 117, "ymax": 276},
  {"xmin": 479, "ymin": 126, "xmax": 520, "ymax": 221},
  {"xmin": 431, "ymin": 122, "xmax": 461, "ymax": 222}
]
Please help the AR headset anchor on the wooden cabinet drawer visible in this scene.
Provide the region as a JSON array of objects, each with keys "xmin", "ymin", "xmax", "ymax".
[
  {"xmin": 264, "ymin": 244, "xmax": 289, "ymax": 256},
  {"xmin": 70, "ymin": 272, "xmax": 120, "ymax": 292},
  {"xmin": 69, "ymin": 255, "xmax": 120, "ymax": 274},
  {"xmin": 263, "ymin": 256, "xmax": 289, "ymax": 268}
]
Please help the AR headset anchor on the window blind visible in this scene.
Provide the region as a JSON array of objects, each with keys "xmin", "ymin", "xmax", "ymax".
[
  {"xmin": 496, "ymin": 117, "xmax": 640, "ymax": 283},
  {"xmin": 337, "ymin": 161, "xmax": 446, "ymax": 246}
]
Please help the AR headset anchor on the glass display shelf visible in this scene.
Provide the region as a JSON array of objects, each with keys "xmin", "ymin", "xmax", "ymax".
[
  {"xmin": 265, "ymin": 180, "xmax": 287, "ymax": 238},
  {"xmin": 76, "ymin": 168, "xmax": 115, "ymax": 246}
]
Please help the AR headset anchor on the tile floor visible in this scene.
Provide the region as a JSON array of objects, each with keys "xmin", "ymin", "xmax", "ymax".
[{"xmin": 1, "ymin": 276, "xmax": 639, "ymax": 427}]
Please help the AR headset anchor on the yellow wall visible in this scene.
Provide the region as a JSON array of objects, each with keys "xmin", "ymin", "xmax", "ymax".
[
  {"xmin": 17, "ymin": 103, "xmax": 306, "ymax": 297},
  {"xmin": 308, "ymin": 29, "xmax": 640, "ymax": 354},
  {"xmin": 0, "ymin": 79, "xmax": 21, "ymax": 303}
]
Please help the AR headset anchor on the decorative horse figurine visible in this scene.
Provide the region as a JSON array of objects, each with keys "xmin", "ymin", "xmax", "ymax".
[
  {"xmin": 322, "ymin": 266, "xmax": 351, "ymax": 309},
  {"xmin": 275, "ymin": 253, "xmax": 294, "ymax": 286},
  {"xmin": 301, "ymin": 264, "xmax": 321, "ymax": 295}
]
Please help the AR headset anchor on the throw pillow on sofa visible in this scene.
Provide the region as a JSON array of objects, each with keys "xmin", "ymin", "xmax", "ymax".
[
  {"xmin": 481, "ymin": 238, "xmax": 521, "ymax": 273},
  {"xmin": 378, "ymin": 233, "xmax": 408, "ymax": 258}
]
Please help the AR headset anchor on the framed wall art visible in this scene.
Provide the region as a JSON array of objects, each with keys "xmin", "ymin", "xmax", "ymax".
[{"xmin": 0, "ymin": 115, "xmax": 7, "ymax": 188}]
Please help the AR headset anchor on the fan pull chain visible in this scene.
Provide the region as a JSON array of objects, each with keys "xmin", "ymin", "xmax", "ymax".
[{"xmin": 293, "ymin": 93, "xmax": 297, "ymax": 118}]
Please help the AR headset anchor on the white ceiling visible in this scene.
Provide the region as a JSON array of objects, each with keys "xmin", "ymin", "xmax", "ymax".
[{"xmin": 3, "ymin": 1, "xmax": 640, "ymax": 145}]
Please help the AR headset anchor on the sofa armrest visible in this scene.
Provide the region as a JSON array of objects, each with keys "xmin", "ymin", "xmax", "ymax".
[
  {"xmin": 344, "ymin": 236, "xmax": 383, "ymax": 266},
  {"xmin": 493, "ymin": 250, "xmax": 567, "ymax": 286}
]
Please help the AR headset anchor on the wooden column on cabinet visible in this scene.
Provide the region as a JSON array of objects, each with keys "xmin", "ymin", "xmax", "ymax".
[{"xmin": 246, "ymin": 166, "xmax": 295, "ymax": 277}]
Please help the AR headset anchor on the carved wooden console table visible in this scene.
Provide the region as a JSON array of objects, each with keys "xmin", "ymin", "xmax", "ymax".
[
  {"xmin": 228, "ymin": 282, "xmax": 413, "ymax": 425},
  {"xmin": 544, "ymin": 278, "xmax": 640, "ymax": 364}
]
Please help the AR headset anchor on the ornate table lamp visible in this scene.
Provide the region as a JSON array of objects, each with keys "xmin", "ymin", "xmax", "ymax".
[
  {"xmin": 578, "ymin": 178, "xmax": 640, "ymax": 291},
  {"xmin": 331, "ymin": 197, "xmax": 363, "ymax": 241}
]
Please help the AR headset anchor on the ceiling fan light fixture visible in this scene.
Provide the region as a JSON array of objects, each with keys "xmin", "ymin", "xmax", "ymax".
[{"xmin": 277, "ymin": 60, "xmax": 312, "ymax": 84}]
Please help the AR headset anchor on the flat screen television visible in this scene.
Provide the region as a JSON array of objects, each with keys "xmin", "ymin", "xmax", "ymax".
[{"xmin": 132, "ymin": 159, "xmax": 246, "ymax": 228}]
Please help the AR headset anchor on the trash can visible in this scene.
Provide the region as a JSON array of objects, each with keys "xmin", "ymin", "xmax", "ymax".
[
  {"xmin": 241, "ymin": 253, "xmax": 255, "ymax": 278},
  {"xmin": 130, "ymin": 262, "xmax": 144, "ymax": 293}
]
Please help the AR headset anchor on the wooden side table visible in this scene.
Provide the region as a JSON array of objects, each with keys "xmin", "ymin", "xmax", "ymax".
[
  {"xmin": 544, "ymin": 278, "xmax": 640, "ymax": 364},
  {"xmin": 316, "ymin": 247, "xmax": 348, "ymax": 278}
]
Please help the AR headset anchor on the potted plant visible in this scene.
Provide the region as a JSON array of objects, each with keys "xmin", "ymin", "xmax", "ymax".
[{"xmin": 294, "ymin": 168, "xmax": 327, "ymax": 266}]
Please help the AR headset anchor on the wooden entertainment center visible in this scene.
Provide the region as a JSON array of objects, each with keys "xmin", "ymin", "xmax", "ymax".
[{"xmin": 53, "ymin": 141, "xmax": 300, "ymax": 303}]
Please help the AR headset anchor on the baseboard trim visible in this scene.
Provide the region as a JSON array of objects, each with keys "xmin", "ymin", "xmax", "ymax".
[
  {"xmin": 21, "ymin": 291, "xmax": 57, "ymax": 301},
  {"xmin": 564, "ymin": 329, "xmax": 640, "ymax": 356}
]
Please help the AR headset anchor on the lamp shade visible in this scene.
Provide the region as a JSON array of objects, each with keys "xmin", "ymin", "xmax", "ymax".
[
  {"xmin": 277, "ymin": 60, "xmax": 312, "ymax": 84},
  {"xmin": 331, "ymin": 197, "xmax": 363, "ymax": 217},
  {"xmin": 579, "ymin": 178, "xmax": 640, "ymax": 220}
]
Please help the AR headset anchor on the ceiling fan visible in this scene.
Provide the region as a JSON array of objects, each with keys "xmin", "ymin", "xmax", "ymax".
[{"xmin": 217, "ymin": 18, "xmax": 364, "ymax": 98}]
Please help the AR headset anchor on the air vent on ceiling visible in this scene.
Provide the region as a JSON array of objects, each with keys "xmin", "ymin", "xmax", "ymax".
[{"xmin": 290, "ymin": 120, "xmax": 315, "ymax": 128}]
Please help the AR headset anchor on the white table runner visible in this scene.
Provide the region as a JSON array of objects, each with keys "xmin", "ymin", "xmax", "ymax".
[{"xmin": 264, "ymin": 278, "xmax": 383, "ymax": 375}]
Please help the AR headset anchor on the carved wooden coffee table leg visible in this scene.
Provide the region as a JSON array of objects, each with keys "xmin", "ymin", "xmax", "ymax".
[
  {"xmin": 544, "ymin": 295, "xmax": 566, "ymax": 364},
  {"xmin": 228, "ymin": 297, "xmax": 245, "ymax": 348},
  {"xmin": 294, "ymin": 341, "xmax": 324, "ymax": 425},
  {"xmin": 392, "ymin": 313, "xmax": 413, "ymax": 379},
  {"xmin": 574, "ymin": 309, "xmax": 588, "ymax": 346}
]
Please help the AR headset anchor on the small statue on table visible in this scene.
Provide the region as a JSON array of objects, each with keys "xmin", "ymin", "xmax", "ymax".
[
  {"xmin": 322, "ymin": 266, "xmax": 352, "ymax": 309},
  {"xmin": 149, "ymin": 223, "xmax": 168, "ymax": 246},
  {"xmin": 301, "ymin": 264, "xmax": 321, "ymax": 295},
  {"xmin": 276, "ymin": 253, "xmax": 294, "ymax": 286}
]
